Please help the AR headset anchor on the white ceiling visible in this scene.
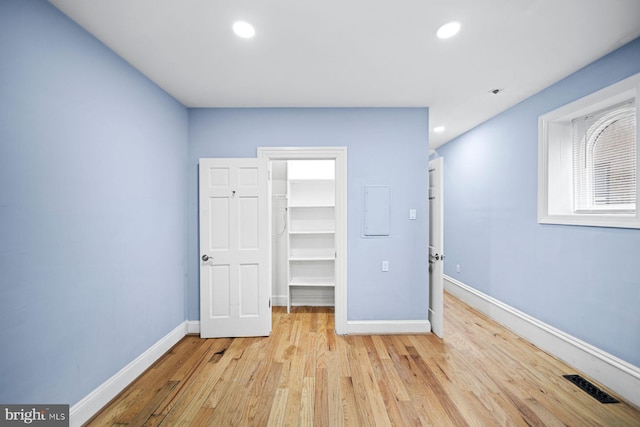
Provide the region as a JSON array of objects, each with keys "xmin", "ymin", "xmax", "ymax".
[{"xmin": 48, "ymin": 0, "xmax": 640, "ymax": 148}]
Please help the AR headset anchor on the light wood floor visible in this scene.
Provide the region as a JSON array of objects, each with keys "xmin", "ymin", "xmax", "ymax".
[{"xmin": 87, "ymin": 293, "xmax": 640, "ymax": 426}]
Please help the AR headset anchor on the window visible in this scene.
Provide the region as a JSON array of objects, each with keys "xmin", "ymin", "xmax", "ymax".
[
  {"xmin": 573, "ymin": 101, "xmax": 636, "ymax": 212},
  {"xmin": 538, "ymin": 72, "xmax": 640, "ymax": 229}
]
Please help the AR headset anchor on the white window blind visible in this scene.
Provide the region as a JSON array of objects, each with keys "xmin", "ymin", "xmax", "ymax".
[{"xmin": 572, "ymin": 100, "xmax": 636, "ymax": 213}]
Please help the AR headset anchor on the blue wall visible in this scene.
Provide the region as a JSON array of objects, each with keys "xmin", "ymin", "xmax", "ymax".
[
  {"xmin": 187, "ymin": 108, "xmax": 430, "ymax": 321},
  {"xmin": 436, "ymin": 38, "xmax": 640, "ymax": 367},
  {"xmin": 0, "ymin": 0, "xmax": 188, "ymax": 405},
  {"xmin": 0, "ymin": 1, "xmax": 429, "ymax": 405}
]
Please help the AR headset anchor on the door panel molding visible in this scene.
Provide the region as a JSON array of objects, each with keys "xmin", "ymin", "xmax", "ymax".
[{"xmin": 199, "ymin": 158, "xmax": 271, "ymax": 338}]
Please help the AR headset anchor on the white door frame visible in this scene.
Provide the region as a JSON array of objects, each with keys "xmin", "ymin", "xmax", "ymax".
[{"xmin": 258, "ymin": 147, "xmax": 347, "ymax": 335}]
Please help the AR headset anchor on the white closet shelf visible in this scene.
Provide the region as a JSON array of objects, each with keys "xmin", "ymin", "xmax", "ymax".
[
  {"xmin": 286, "ymin": 160, "xmax": 336, "ymax": 312},
  {"xmin": 289, "ymin": 255, "xmax": 335, "ymax": 261},
  {"xmin": 288, "ymin": 203, "xmax": 335, "ymax": 208},
  {"xmin": 289, "ymin": 277, "xmax": 335, "ymax": 287},
  {"xmin": 288, "ymin": 178, "xmax": 335, "ymax": 182}
]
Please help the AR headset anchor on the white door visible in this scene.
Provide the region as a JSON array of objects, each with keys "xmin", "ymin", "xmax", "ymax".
[
  {"xmin": 199, "ymin": 158, "xmax": 271, "ymax": 338},
  {"xmin": 428, "ymin": 157, "xmax": 444, "ymax": 338}
]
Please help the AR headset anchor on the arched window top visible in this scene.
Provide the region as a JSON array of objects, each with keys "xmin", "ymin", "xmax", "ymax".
[{"xmin": 573, "ymin": 101, "xmax": 636, "ymax": 212}]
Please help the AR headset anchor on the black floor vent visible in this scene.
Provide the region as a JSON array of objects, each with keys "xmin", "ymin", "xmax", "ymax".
[{"xmin": 563, "ymin": 374, "xmax": 619, "ymax": 404}]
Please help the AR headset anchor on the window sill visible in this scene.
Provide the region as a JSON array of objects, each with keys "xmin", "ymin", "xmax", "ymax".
[{"xmin": 538, "ymin": 214, "xmax": 640, "ymax": 229}]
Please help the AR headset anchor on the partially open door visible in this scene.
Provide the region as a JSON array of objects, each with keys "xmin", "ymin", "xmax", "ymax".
[
  {"xmin": 199, "ymin": 158, "xmax": 271, "ymax": 338},
  {"xmin": 429, "ymin": 157, "xmax": 444, "ymax": 338}
]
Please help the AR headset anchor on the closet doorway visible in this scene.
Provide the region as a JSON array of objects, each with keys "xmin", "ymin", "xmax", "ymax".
[{"xmin": 258, "ymin": 147, "xmax": 347, "ymax": 335}]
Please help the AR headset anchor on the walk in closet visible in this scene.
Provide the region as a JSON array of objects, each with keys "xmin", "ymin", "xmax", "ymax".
[{"xmin": 272, "ymin": 160, "xmax": 336, "ymax": 312}]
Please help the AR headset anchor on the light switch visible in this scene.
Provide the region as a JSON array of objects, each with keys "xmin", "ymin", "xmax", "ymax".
[
  {"xmin": 409, "ymin": 209, "xmax": 417, "ymax": 220},
  {"xmin": 382, "ymin": 261, "xmax": 389, "ymax": 272}
]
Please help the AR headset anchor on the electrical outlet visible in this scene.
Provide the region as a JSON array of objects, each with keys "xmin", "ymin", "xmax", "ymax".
[
  {"xmin": 456, "ymin": 264, "xmax": 461, "ymax": 273},
  {"xmin": 382, "ymin": 261, "xmax": 389, "ymax": 272}
]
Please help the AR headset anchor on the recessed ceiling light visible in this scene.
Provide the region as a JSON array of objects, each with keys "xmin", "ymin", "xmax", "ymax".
[
  {"xmin": 436, "ymin": 21, "xmax": 461, "ymax": 39},
  {"xmin": 233, "ymin": 21, "xmax": 255, "ymax": 39},
  {"xmin": 433, "ymin": 126, "xmax": 446, "ymax": 133}
]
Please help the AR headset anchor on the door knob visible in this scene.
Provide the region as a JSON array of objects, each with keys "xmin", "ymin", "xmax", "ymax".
[
  {"xmin": 202, "ymin": 254, "xmax": 212, "ymax": 261},
  {"xmin": 429, "ymin": 254, "xmax": 444, "ymax": 261}
]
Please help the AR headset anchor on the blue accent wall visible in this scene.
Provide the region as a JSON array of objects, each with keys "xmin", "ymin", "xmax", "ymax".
[
  {"xmin": 0, "ymin": 0, "xmax": 188, "ymax": 405},
  {"xmin": 187, "ymin": 108, "xmax": 430, "ymax": 321},
  {"xmin": 436, "ymin": 38, "xmax": 640, "ymax": 367}
]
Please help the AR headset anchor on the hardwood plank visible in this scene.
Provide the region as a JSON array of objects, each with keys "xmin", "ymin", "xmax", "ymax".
[
  {"xmin": 281, "ymin": 336, "xmax": 306, "ymax": 427},
  {"xmin": 313, "ymin": 368, "xmax": 329, "ymax": 427},
  {"xmin": 299, "ymin": 376, "xmax": 316, "ymax": 427},
  {"xmin": 379, "ymin": 358, "xmax": 411, "ymax": 402},
  {"xmin": 90, "ymin": 388, "xmax": 145, "ymax": 425},
  {"xmin": 339, "ymin": 376, "xmax": 362, "ymax": 426},
  {"xmin": 127, "ymin": 381, "xmax": 178, "ymax": 426},
  {"xmin": 86, "ymin": 297, "xmax": 640, "ymax": 426},
  {"xmin": 345, "ymin": 340, "xmax": 378, "ymax": 427},
  {"xmin": 324, "ymin": 353, "xmax": 344, "ymax": 427},
  {"xmin": 364, "ymin": 338, "xmax": 415, "ymax": 426},
  {"xmin": 206, "ymin": 340, "xmax": 265, "ymax": 426},
  {"xmin": 158, "ymin": 338, "xmax": 239, "ymax": 426},
  {"xmin": 239, "ymin": 360, "xmax": 283, "ymax": 426},
  {"xmin": 266, "ymin": 388, "xmax": 289, "ymax": 427},
  {"xmin": 354, "ymin": 337, "xmax": 392, "ymax": 427},
  {"xmin": 335, "ymin": 334, "xmax": 352, "ymax": 378},
  {"xmin": 370, "ymin": 335, "xmax": 390, "ymax": 361}
]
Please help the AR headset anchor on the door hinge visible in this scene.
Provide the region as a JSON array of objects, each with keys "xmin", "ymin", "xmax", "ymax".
[{"xmin": 269, "ymin": 297, "xmax": 271, "ymax": 308}]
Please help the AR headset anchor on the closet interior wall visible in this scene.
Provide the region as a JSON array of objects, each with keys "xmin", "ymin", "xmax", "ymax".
[{"xmin": 271, "ymin": 160, "xmax": 289, "ymax": 306}]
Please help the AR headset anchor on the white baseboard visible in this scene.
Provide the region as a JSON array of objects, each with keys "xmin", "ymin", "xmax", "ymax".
[
  {"xmin": 444, "ymin": 275, "xmax": 640, "ymax": 408},
  {"xmin": 187, "ymin": 320, "xmax": 200, "ymax": 335},
  {"xmin": 290, "ymin": 289, "xmax": 334, "ymax": 307},
  {"xmin": 271, "ymin": 295, "xmax": 288, "ymax": 306},
  {"xmin": 346, "ymin": 319, "xmax": 431, "ymax": 335},
  {"xmin": 69, "ymin": 321, "xmax": 188, "ymax": 427},
  {"xmin": 272, "ymin": 295, "xmax": 335, "ymax": 307},
  {"xmin": 291, "ymin": 302, "xmax": 335, "ymax": 307}
]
